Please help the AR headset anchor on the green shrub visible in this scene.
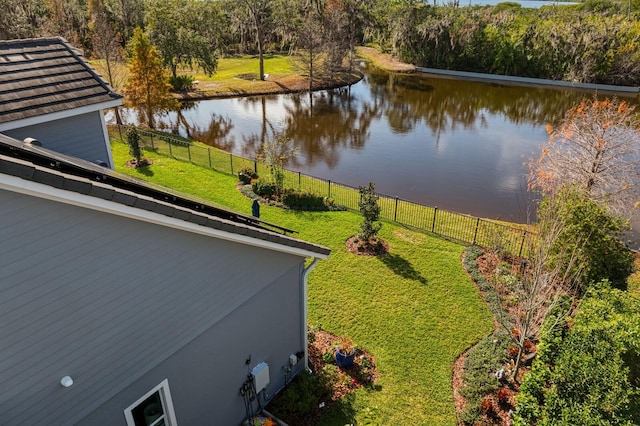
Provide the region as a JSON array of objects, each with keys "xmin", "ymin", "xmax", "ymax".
[
  {"xmin": 358, "ymin": 182, "xmax": 382, "ymax": 242},
  {"xmin": 238, "ymin": 167, "xmax": 258, "ymax": 184},
  {"xmin": 539, "ymin": 187, "xmax": 635, "ymax": 291},
  {"xmin": 126, "ymin": 126, "xmax": 142, "ymax": 163},
  {"xmin": 460, "ymin": 331, "xmax": 512, "ymax": 425},
  {"xmin": 168, "ymin": 75, "xmax": 194, "ymax": 92},
  {"xmin": 513, "ymin": 284, "xmax": 640, "ymax": 425},
  {"xmin": 282, "ymin": 190, "xmax": 326, "ymax": 210},
  {"xmin": 267, "ymin": 369, "xmax": 337, "ymax": 424},
  {"xmin": 267, "ymin": 371, "xmax": 322, "ymax": 421},
  {"xmin": 251, "ymin": 179, "xmax": 278, "ymax": 199}
]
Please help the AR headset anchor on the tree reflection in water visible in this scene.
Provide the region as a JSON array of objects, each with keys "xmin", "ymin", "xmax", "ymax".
[{"xmin": 117, "ymin": 67, "xmax": 638, "ymax": 224}]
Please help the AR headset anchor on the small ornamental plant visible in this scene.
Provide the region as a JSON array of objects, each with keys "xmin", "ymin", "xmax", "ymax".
[
  {"xmin": 238, "ymin": 167, "xmax": 258, "ymax": 184},
  {"xmin": 126, "ymin": 126, "xmax": 143, "ymax": 164},
  {"xmin": 336, "ymin": 337, "xmax": 355, "ymax": 356},
  {"xmin": 358, "ymin": 182, "xmax": 382, "ymax": 243}
]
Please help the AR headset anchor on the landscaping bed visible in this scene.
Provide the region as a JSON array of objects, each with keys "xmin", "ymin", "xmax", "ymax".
[{"xmin": 266, "ymin": 328, "xmax": 379, "ymax": 426}]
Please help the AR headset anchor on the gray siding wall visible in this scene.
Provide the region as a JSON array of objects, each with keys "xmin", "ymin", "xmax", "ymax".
[
  {"xmin": 0, "ymin": 189, "xmax": 306, "ymax": 425},
  {"xmin": 78, "ymin": 264, "xmax": 306, "ymax": 426},
  {"xmin": 4, "ymin": 112, "xmax": 111, "ymax": 167}
]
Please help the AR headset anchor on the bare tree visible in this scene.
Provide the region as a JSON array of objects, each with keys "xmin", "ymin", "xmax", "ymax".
[
  {"xmin": 503, "ymin": 188, "xmax": 587, "ymax": 380},
  {"xmin": 323, "ymin": 0, "xmax": 350, "ymax": 71},
  {"xmin": 239, "ymin": 0, "xmax": 272, "ymax": 81},
  {"xmin": 295, "ymin": 7, "xmax": 326, "ymax": 94},
  {"xmin": 529, "ymin": 96, "xmax": 640, "ymax": 219},
  {"xmin": 257, "ymin": 134, "xmax": 297, "ymax": 196},
  {"xmin": 91, "ymin": 7, "xmax": 126, "ymax": 124}
]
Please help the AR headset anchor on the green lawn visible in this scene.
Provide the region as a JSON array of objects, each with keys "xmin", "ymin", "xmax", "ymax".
[
  {"xmin": 111, "ymin": 142, "xmax": 493, "ymax": 425},
  {"xmin": 189, "ymin": 54, "xmax": 295, "ymax": 81}
]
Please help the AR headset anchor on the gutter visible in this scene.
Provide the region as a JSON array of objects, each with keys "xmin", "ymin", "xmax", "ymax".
[{"xmin": 302, "ymin": 257, "xmax": 320, "ymax": 371}]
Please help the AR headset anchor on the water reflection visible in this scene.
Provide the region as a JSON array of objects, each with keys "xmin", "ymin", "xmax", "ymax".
[{"xmin": 116, "ymin": 68, "xmax": 637, "ymax": 223}]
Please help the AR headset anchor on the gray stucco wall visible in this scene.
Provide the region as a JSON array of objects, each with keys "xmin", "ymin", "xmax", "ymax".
[
  {"xmin": 0, "ymin": 189, "xmax": 307, "ymax": 425},
  {"xmin": 3, "ymin": 111, "xmax": 111, "ymax": 167}
]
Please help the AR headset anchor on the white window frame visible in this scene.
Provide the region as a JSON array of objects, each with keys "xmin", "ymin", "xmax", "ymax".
[{"xmin": 124, "ymin": 379, "xmax": 178, "ymax": 426}]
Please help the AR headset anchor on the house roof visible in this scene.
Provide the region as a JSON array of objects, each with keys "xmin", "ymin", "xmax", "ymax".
[
  {"xmin": 0, "ymin": 133, "xmax": 330, "ymax": 258},
  {"xmin": 0, "ymin": 37, "xmax": 122, "ymax": 125}
]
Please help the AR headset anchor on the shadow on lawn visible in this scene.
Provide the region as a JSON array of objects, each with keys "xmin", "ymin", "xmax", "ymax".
[
  {"xmin": 379, "ymin": 253, "xmax": 428, "ymax": 284},
  {"xmin": 314, "ymin": 393, "xmax": 358, "ymax": 426}
]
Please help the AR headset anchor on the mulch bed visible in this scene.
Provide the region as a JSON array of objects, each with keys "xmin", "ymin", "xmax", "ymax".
[
  {"xmin": 308, "ymin": 330, "xmax": 380, "ymax": 400},
  {"xmin": 269, "ymin": 329, "xmax": 379, "ymax": 426},
  {"xmin": 453, "ymin": 250, "xmax": 532, "ymax": 425},
  {"xmin": 124, "ymin": 158, "xmax": 153, "ymax": 168},
  {"xmin": 345, "ymin": 235, "xmax": 389, "ymax": 256}
]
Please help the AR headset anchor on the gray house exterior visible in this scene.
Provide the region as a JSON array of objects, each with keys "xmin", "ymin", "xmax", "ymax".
[
  {"xmin": 0, "ymin": 37, "xmax": 122, "ymax": 168},
  {"xmin": 0, "ymin": 133, "xmax": 330, "ymax": 425}
]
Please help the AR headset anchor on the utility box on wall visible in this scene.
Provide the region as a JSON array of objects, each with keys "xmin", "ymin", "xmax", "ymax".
[{"xmin": 251, "ymin": 362, "xmax": 270, "ymax": 393}]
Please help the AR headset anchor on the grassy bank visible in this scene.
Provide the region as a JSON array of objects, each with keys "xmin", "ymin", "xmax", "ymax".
[
  {"xmin": 94, "ymin": 49, "xmax": 409, "ymax": 101},
  {"xmin": 111, "ymin": 141, "xmax": 493, "ymax": 425}
]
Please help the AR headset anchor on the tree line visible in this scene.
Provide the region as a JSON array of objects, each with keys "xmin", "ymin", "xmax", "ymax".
[{"xmin": 3, "ymin": 0, "xmax": 640, "ymax": 86}]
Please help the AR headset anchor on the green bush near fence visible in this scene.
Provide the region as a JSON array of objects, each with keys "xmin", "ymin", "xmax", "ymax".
[
  {"xmin": 282, "ymin": 190, "xmax": 326, "ymax": 210},
  {"xmin": 108, "ymin": 125, "xmax": 532, "ymax": 256},
  {"xmin": 238, "ymin": 167, "xmax": 258, "ymax": 184},
  {"xmin": 252, "ymin": 179, "xmax": 278, "ymax": 199}
]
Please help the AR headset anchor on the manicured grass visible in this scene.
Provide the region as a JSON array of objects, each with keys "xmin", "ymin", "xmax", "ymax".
[
  {"xmin": 111, "ymin": 141, "xmax": 493, "ymax": 425},
  {"xmin": 190, "ymin": 54, "xmax": 295, "ymax": 81}
]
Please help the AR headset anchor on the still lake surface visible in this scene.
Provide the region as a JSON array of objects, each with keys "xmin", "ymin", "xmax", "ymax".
[{"xmin": 118, "ymin": 68, "xmax": 636, "ymax": 225}]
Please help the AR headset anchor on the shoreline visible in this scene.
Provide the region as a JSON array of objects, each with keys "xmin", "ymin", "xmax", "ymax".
[
  {"xmin": 174, "ymin": 70, "xmax": 363, "ymax": 102},
  {"xmin": 174, "ymin": 47, "xmax": 639, "ymax": 102},
  {"xmin": 415, "ymin": 67, "xmax": 640, "ymax": 95}
]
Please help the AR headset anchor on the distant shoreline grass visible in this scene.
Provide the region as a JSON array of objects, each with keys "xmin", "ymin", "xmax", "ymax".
[{"xmin": 110, "ymin": 140, "xmax": 493, "ymax": 425}]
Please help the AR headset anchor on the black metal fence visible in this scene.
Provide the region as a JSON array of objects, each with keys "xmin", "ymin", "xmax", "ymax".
[{"xmin": 110, "ymin": 125, "xmax": 534, "ymax": 256}]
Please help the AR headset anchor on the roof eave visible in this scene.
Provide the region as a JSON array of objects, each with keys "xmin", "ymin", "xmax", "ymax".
[
  {"xmin": 0, "ymin": 171, "xmax": 330, "ymax": 259},
  {"xmin": 0, "ymin": 99, "xmax": 123, "ymax": 131}
]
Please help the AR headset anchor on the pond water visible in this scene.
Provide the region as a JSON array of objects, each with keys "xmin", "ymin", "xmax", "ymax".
[{"xmin": 117, "ymin": 68, "xmax": 636, "ymax": 226}]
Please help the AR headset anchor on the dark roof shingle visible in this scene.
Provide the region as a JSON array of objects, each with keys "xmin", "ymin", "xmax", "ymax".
[{"xmin": 0, "ymin": 37, "xmax": 122, "ymax": 124}]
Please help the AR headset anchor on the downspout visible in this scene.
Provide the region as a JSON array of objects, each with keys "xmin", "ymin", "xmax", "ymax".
[{"xmin": 302, "ymin": 257, "xmax": 320, "ymax": 371}]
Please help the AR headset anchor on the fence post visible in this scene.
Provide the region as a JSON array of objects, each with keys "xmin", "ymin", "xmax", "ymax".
[
  {"xmin": 168, "ymin": 139, "xmax": 173, "ymax": 157},
  {"xmin": 187, "ymin": 144, "xmax": 191, "ymax": 163},
  {"xmin": 394, "ymin": 197, "xmax": 399, "ymax": 222},
  {"xmin": 328, "ymin": 180, "xmax": 331, "ymax": 198},
  {"xmin": 298, "ymin": 171, "xmax": 301, "ymax": 187},
  {"xmin": 432, "ymin": 207, "xmax": 438, "ymax": 233},
  {"xmin": 518, "ymin": 230, "xmax": 527, "ymax": 257},
  {"xmin": 150, "ymin": 133, "xmax": 155, "ymax": 150},
  {"xmin": 254, "ymin": 160, "xmax": 257, "ymax": 174},
  {"xmin": 472, "ymin": 217, "xmax": 480, "ymax": 245},
  {"xmin": 229, "ymin": 153, "xmax": 233, "ymax": 174}
]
